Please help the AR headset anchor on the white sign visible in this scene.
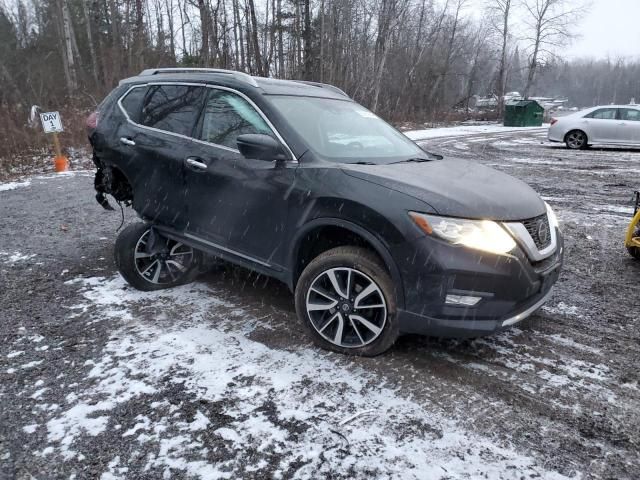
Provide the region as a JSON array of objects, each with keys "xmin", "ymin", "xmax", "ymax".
[{"xmin": 40, "ymin": 111, "xmax": 64, "ymax": 133}]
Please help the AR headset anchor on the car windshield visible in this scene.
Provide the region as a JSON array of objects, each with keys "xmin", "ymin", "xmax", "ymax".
[{"xmin": 268, "ymin": 95, "xmax": 428, "ymax": 164}]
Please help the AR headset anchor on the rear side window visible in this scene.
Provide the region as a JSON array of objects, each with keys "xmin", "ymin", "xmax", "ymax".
[
  {"xmin": 585, "ymin": 108, "xmax": 618, "ymax": 120},
  {"xmin": 619, "ymin": 108, "xmax": 640, "ymax": 121},
  {"xmin": 199, "ymin": 90, "xmax": 273, "ymax": 149},
  {"xmin": 140, "ymin": 85, "xmax": 206, "ymax": 136},
  {"xmin": 120, "ymin": 87, "xmax": 146, "ymax": 123}
]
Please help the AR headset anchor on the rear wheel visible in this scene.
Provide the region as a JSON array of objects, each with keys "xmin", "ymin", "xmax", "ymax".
[
  {"xmin": 565, "ymin": 130, "xmax": 588, "ymax": 150},
  {"xmin": 114, "ymin": 223, "xmax": 202, "ymax": 291},
  {"xmin": 295, "ymin": 246, "xmax": 399, "ymax": 356}
]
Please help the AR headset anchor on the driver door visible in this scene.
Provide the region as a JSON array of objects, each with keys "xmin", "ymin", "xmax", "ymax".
[{"xmin": 183, "ymin": 88, "xmax": 297, "ymax": 271}]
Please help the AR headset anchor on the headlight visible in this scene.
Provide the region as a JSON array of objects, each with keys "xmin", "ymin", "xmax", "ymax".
[
  {"xmin": 545, "ymin": 202, "xmax": 559, "ymax": 229},
  {"xmin": 409, "ymin": 212, "xmax": 516, "ymax": 255}
]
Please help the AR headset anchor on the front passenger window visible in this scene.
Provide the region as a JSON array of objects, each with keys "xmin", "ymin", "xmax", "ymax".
[
  {"xmin": 620, "ymin": 109, "xmax": 640, "ymax": 121},
  {"xmin": 199, "ymin": 90, "xmax": 273, "ymax": 150}
]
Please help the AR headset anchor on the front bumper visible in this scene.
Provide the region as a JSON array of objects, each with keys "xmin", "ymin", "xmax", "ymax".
[{"xmin": 395, "ymin": 230, "xmax": 564, "ymax": 338}]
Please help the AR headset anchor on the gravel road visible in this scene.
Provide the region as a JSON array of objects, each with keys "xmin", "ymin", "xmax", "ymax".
[{"xmin": 1, "ymin": 129, "xmax": 639, "ymax": 479}]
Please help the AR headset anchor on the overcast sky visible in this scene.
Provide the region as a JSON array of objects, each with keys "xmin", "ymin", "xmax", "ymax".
[{"xmin": 465, "ymin": 0, "xmax": 640, "ymax": 60}]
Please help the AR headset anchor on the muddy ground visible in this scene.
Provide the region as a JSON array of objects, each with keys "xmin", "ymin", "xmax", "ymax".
[{"xmin": 1, "ymin": 129, "xmax": 639, "ymax": 479}]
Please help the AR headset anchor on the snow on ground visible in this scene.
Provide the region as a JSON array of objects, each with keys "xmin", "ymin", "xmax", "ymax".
[
  {"xmin": 0, "ymin": 170, "xmax": 94, "ymax": 190},
  {"xmin": 0, "ymin": 251, "xmax": 37, "ymax": 263},
  {"xmin": 31, "ymin": 274, "xmax": 570, "ymax": 479},
  {"xmin": 0, "ymin": 180, "xmax": 31, "ymax": 192},
  {"xmin": 404, "ymin": 123, "xmax": 549, "ymax": 141}
]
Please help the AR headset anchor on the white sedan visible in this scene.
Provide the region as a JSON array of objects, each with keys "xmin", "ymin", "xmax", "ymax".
[{"xmin": 548, "ymin": 105, "xmax": 640, "ymax": 149}]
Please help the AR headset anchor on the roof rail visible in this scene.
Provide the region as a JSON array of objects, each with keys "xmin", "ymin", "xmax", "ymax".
[
  {"xmin": 293, "ymin": 80, "xmax": 349, "ymax": 98},
  {"xmin": 138, "ymin": 68, "xmax": 259, "ymax": 88}
]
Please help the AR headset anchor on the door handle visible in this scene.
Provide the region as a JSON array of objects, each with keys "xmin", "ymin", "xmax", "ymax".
[
  {"xmin": 185, "ymin": 157, "xmax": 208, "ymax": 171},
  {"xmin": 120, "ymin": 137, "xmax": 136, "ymax": 146}
]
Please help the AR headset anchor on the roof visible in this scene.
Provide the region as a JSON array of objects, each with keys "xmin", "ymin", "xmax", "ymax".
[
  {"xmin": 120, "ymin": 68, "xmax": 350, "ymax": 100},
  {"xmin": 588, "ymin": 104, "xmax": 640, "ymax": 109},
  {"xmin": 506, "ymin": 99, "xmax": 544, "ymax": 108}
]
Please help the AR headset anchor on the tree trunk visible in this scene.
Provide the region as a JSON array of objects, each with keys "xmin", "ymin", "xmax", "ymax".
[
  {"xmin": 276, "ymin": 0, "xmax": 284, "ymax": 77},
  {"xmin": 233, "ymin": 0, "xmax": 245, "ymax": 70},
  {"xmin": 108, "ymin": 0, "xmax": 121, "ymax": 83},
  {"xmin": 166, "ymin": 0, "xmax": 176, "ymax": 62},
  {"xmin": 247, "ymin": 0, "xmax": 263, "ymax": 76},
  {"xmin": 319, "ymin": 0, "xmax": 325, "ymax": 82},
  {"xmin": 523, "ymin": 29, "xmax": 541, "ymax": 98},
  {"xmin": 59, "ymin": 0, "xmax": 78, "ymax": 94},
  {"xmin": 81, "ymin": 1, "xmax": 100, "ymax": 88},
  {"xmin": 134, "ymin": 0, "xmax": 145, "ymax": 71},
  {"xmin": 198, "ymin": 0, "xmax": 210, "ymax": 66},
  {"xmin": 496, "ymin": 0, "xmax": 511, "ymax": 115},
  {"xmin": 303, "ymin": 0, "xmax": 312, "ymax": 80}
]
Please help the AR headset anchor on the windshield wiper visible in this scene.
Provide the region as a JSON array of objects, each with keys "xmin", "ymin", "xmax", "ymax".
[
  {"xmin": 350, "ymin": 161, "xmax": 377, "ymax": 165},
  {"xmin": 390, "ymin": 157, "xmax": 431, "ymax": 164}
]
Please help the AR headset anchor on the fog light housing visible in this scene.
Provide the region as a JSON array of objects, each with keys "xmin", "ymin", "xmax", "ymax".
[{"xmin": 445, "ymin": 294, "xmax": 482, "ymax": 306}]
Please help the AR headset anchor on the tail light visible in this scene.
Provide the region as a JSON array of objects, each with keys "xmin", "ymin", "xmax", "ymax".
[
  {"xmin": 550, "ymin": 118, "xmax": 558, "ymax": 126},
  {"xmin": 86, "ymin": 111, "xmax": 99, "ymax": 131}
]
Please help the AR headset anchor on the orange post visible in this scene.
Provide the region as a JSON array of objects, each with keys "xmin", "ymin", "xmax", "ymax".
[{"xmin": 52, "ymin": 132, "xmax": 69, "ymax": 172}]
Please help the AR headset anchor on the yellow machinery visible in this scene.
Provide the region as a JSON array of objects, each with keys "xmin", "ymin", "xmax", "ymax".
[{"xmin": 626, "ymin": 191, "xmax": 640, "ymax": 260}]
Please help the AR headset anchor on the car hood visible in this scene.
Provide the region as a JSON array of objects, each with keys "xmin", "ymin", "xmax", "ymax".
[{"xmin": 341, "ymin": 159, "xmax": 546, "ymax": 221}]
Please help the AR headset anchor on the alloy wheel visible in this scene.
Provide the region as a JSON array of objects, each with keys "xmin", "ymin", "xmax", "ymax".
[
  {"xmin": 134, "ymin": 230, "xmax": 195, "ymax": 285},
  {"xmin": 305, "ymin": 267, "xmax": 387, "ymax": 348},
  {"xmin": 566, "ymin": 131, "xmax": 586, "ymax": 149}
]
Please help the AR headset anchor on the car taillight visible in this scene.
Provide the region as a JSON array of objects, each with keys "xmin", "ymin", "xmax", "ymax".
[
  {"xmin": 550, "ymin": 118, "xmax": 558, "ymax": 126},
  {"xmin": 86, "ymin": 111, "xmax": 99, "ymax": 130}
]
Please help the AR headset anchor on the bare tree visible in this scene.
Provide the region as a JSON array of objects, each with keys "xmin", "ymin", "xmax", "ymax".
[
  {"xmin": 486, "ymin": 0, "xmax": 514, "ymax": 113},
  {"xmin": 521, "ymin": 0, "xmax": 584, "ymax": 97}
]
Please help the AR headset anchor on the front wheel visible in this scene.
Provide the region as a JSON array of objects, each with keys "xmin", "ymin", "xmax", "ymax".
[
  {"xmin": 295, "ymin": 246, "xmax": 399, "ymax": 356},
  {"xmin": 114, "ymin": 223, "xmax": 202, "ymax": 291},
  {"xmin": 565, "ymin": 130, "xmax": 588, "ymax": 150}
]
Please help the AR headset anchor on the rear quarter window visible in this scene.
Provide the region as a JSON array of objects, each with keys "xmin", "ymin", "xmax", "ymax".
[{"xmin": 120, "ymin": 86, "xmax": 146, "ymax": 123}]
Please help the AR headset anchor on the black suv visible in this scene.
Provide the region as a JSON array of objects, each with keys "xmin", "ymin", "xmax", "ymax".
[{"xmin": 88, "ymin": 68, "xmax": 563, "ymax": 356}]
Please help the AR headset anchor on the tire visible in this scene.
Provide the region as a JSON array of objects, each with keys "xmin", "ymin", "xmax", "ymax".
[
  {"xmin": 114, "ymin": 222, "xmax": 202, "ymax": 291},
  {"xmin": 565, "ymin": 130, "xmax": 588, "ymax": 150},
  {"xmin": 294, "ymin": 246, "xmax": 399, "ymax": 356}
]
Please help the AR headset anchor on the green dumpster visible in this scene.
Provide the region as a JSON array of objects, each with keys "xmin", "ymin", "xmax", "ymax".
[{"xmin": 503, "ymin": 100, "xmax": 544, "ymax": 127}]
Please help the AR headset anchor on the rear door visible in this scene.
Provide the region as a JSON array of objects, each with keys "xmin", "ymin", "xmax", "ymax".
[
  {"xmin": 616, "ymin": 108, "xmax": 640, "ymax": 144},
  {"xmin": 183, "ymin": 88, "xmax": 297, "ymax": 270},
  {"xmin": 582, "ymin": 108, "xmax": 619, "ymax": 143},
  {"xmin": 115, "ymin": 84, "xmax": 207, "ymax": 229}
]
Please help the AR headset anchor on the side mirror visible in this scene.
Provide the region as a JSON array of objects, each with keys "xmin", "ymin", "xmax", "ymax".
[{"xmin": 236, "ymin": 134, "xmax": 288, "ymax": 162}]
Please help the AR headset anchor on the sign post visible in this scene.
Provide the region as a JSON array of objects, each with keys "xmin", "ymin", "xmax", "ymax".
[{"xmin": 39, "ymin": 111, "xmax": 69, "ymax": 172}]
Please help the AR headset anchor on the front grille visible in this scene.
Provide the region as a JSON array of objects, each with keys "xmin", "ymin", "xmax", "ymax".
[{"xmin": 522, "ymin": 214, "xmax": 552, "ymax": 250}]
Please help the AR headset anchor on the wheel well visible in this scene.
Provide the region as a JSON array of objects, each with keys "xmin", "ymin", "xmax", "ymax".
[
  {"xmin": 96, "ymin": 165, "xmax": 133, "ymax": 203},
  {"xmin": 294, "ymin": 225, "xmax": 389, "ymax": 284}
]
